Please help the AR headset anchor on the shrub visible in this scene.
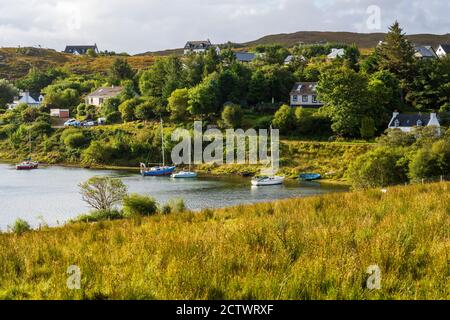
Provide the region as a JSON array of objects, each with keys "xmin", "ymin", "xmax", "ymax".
[
  {"xmin": 221, "ymin": 103, "xmax": 243, "ymax": 128},
  {"xmin": 347, "ymin": 147, "xmax": 408, "ymax": 189},
  {"xmin": 75, "ymin": 209, "xmax": 124, "ymax": 223},
  {"xmin": 105, "ymin": 111, "xmax": 122, "ymax": 124},
  {"xmin": 9, "ymin": 219, "xmax": 31, "ymax": 235},
  {"xmin": 162, "ymin": 198, "xmax": 187, "ymax": 214},
  {"xmin": 123, "ymin": 194, "xmax": 158, "ymax": 217},
  {"xmin": 63, "ymin": 132, "xmax": 89, "ymax": 149}
]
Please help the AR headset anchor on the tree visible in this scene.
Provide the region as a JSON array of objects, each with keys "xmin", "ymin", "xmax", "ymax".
[
  {"xmin": 317, "ymin": 65, "xmax": 376, "ymax": 137},
  {"xmin": 86, "ymin": 48, "xmax": 97, "ymax": 58},
  {"xmin": 0, "ymin": 79, "xmax": 18, "ymax": 108},
  {"xmin": 272, "ymin": 104, "xmax": 295, "ymax": 133},
  {"xmin": 248, "ymin": 65, "xmax": 295, "ymax": 104},
  {"xmin": 139, "ymin": 56, "xmax": 184, "ymax": 103},
  {"xmin": 118, "ymin": 98, "xmax": 141, "ymax": 122},
  {"xmin": 221, "ymin": 103, "xmax": 243, "ymax": 128},
  {"xmin": 347, "ymin": 147, "xmax": 408, "ymax": 189},
  {"xmin": 78, "ymin": 177, "xmax": 128, "ymax": 211},
  {"xmin": 203, "ymin": 47, "xmax": 220, "ymax": 76},
  {"xmin": 135, "ymin": 100, "xmax": 155, "ymax": 122},
  {"xmin": 360, "ymin": 117, "xmax": 376, "ymax": 140},
  {"xmin": 377, "ymin": 21, "xmax": 416, "ymax": 86},
  {"xmin": 101, "ymin": 97, "xmax": 121, "ymax": 117},
  {"xmin": 343, "ymin": 44, "xmax": 361, "ymax": 71},
  {"xmin": 188, "ymin": 73, "xmax": 220, "ymax": 118},
  {"xmin": 168, "ymin": 88, "xmax": 189, "ymax": 121},
  {"xmin": 109, "ymin": 58, "xmax": 135, "ymax": 84}
]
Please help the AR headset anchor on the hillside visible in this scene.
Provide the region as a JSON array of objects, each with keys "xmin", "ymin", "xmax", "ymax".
[
  {"xmin": 139, "ymin": 31, "xmax": 450, "ymax": 56},
  {"xmin": 0, "ymin": 47, "xmax": 156, "ymax": 80},
  {"xmin": 0, "ymin": 182, "xmax": 448, "ymax": 300}
]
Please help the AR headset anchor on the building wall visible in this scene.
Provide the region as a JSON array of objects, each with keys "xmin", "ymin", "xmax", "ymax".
[{"xmin": 290, "ymin": 94, "xmax": 322, "ymax": 107}]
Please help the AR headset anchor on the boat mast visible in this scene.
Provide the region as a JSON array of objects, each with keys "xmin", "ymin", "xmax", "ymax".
[
  {"xmin": 270, "ymin": 125, "xmax": 274, "ymax": 174},
  {"xmin": 160, "ymin": 118, "xmax": 165, "ymax": 166}
]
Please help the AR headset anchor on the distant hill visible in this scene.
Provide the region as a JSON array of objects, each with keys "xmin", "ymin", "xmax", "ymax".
[
  {"xmin": 0, "ymin": 47, "xmax": 155, "ymax": 80},
  {"xmin": 139, "ymin": 31, "xmax": 450, "ymax": 56}
]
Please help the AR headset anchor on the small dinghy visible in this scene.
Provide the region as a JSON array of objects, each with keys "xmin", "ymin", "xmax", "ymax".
[
  {"xmin": 299, "ymin": 173, "xmax": 322, "ymax": 181},
  {"xmin": 16, "ymin": 161, "xmax": 39, "ymax": 170}
]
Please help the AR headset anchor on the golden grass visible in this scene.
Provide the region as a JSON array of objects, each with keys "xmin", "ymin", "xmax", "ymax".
[{"xmin": 0, "ymin": 182, "xmax": 449, "ymax": 300}]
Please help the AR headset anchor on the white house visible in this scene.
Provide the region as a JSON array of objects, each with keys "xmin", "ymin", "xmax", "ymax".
[
  {"xmin": 388, "ymin": 111, "xmax": 441, "ymax": 134},
  {"xmin": 8, "ymin": 91, "xmax": 44, "ymax": 109},
  {"xmin": 290, "ymin": 82, "xmax": 323, "ymax": 108},
  {"xmin": 85, "ymin": 86, "xmax": 123, "ymax": 107},
  {"xmin": 64, "ymin": 44, "xmax": 99, "ymax": 55},
  {"xmin": 183, "ymin": 40, "xmax": 220, "ymax": 55},
  {"xmin": 435, "ymin": 44, "xmax": 450, "ymax": 58},
  {"xmin": 327, "ymin": 48, "xmax": 345, "ymax": 59}
]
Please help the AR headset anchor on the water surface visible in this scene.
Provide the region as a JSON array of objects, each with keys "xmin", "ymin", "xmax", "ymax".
[{"xmin": 0, "ymin": 163, "xmax": 348, "ymax": 229}]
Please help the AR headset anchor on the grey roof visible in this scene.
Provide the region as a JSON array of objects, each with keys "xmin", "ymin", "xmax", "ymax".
[
  {"xmin": 414, "ymin": 46, "xmax": 437, "ymax": 58},
  {"xmin": 290, "ymin": 82, "xmax": 318, "ymax": 95},
  {"xmin": 235, "ymin": 52, "xmax": 255, "ymax": 62},
  {"xmin": 437, "ymin": 44, "xmax": 450, "ymax": 53},
  {"xmin": 86, "ymin": 86, "xmax": 123, "ymax": 98},
  {"xmin": 184, "ymin": 40, "xmax": 212, "ymax": 50},
  {"xmin": 327, "ymin": 48, "xmax": 345, "ymax": 59},
  {"xmin": 389, "ymin": 113, "xmax": 433, "ymax": 128},
  {"xmin": 64, "ymin": 44, "xmax": 98, "ymax": 54}
]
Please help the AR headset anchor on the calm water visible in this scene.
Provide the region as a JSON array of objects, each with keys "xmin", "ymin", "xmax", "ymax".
[{"xmin": 0, "ymin": 163, "xmax": 348, "ymax": 229}]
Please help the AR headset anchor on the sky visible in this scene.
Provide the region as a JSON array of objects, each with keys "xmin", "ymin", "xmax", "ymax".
[{"xmin": 0, "ymin": 0, "xmax": 449, "ymax": 54}]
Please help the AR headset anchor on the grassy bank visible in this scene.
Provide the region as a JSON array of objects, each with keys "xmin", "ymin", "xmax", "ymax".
[{"xmin": 0, "ymin": 182, "xmax": 449, "ymax": 300}]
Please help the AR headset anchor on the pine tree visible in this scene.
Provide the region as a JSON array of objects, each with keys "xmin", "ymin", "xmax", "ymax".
[{"xmin": 377, "ymin": 21, "xmax": 416, "ymax": 85}]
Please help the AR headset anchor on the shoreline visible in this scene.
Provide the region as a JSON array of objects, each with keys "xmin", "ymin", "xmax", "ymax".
[{"xmin": 0, "ymin": 159, "xmax": 350, "ymax": 186}]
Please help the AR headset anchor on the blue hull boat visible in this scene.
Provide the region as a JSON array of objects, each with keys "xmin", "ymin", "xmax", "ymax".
[
  {"xmin": 299, "ymin": 173, "xmax": 322, "ymax": 181},
  {"xmin": 141, "ymin": 165, "xmax": 176, "ymax": 177}
]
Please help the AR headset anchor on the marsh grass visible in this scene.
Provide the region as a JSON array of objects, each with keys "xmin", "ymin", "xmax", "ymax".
[{"xmin": 0, "ymin": 183, "xmax": 449, "ymax": 300}]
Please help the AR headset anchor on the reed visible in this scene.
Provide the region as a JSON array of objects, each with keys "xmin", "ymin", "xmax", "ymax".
[{"xmin": 0, "ymin": 182, "xmax": 448, "ymax": 300}]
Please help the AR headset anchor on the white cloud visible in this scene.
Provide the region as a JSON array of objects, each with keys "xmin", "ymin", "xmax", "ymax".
[{"xmin": 0, "ymin": 0, "xmax": 448, "ymax": 54}]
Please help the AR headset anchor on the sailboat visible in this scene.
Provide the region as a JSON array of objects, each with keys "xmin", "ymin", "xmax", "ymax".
[
  {"xmin": 251, "ymin": 126, "xmax": 284, "ymax": 186},
  {"xmin": 140, "ymin": 119, "xmax": 176, "ymax": 177},
  {"xmin": 171, "ymin": 134, "xmax": 197, "ymax": 178},
  {"xmin": 16, "ymin": 133, "xmax": 38, "ymax": 170}
]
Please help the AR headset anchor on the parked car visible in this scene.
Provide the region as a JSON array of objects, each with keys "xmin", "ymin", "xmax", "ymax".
[
  {"xmin": 82, "ymin": 120, "xmax": 97, "ymax": 127},
  {"xmin": 64, "ymin": 119, "xmax": 81, "ymax": 127}
]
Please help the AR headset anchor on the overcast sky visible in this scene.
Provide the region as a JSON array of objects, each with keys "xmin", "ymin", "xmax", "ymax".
[{"xmin": 0, "ymin": 0, "xmax": 448, "ymax": 54}]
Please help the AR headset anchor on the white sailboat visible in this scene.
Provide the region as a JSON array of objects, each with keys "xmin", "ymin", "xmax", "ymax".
[
  {"xmin": 251, "ymin": 126, "xmax": 284, "ymax": 186},
  {"xmin": 171, "ymin": 135, "xmax": 198, "ymax": 179}
]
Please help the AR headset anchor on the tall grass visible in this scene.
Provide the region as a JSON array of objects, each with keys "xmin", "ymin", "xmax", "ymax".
[{"xmin": 0, "ymin": 183, "xmax": 449, "ymax": 300}]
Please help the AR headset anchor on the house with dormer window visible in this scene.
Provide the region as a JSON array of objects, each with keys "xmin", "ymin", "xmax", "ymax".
[
  {"xmin": 388, "ymin": 111, "xmax": 441, "ymax": 135},
  {"xmin": 290, "ymin": 82, "xmax": 323, "ymax": 108}
]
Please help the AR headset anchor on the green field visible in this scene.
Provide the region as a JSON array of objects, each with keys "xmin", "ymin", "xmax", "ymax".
[{"xmin": 0, "ymin": 182, "xmax": 448, "ymax": 300}]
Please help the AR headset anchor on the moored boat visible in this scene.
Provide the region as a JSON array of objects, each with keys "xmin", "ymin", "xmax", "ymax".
[
  {"xmin": 140, "ymin": 118, "xmax": 176, "ymax": 177},
  {"xmin": 299, "ymin": 173, "xmax": 322, "ymax": 181},
  {"xmin": 141, "ymin": 164, "xmax": 176, "ymax": 177},
  {"xmin": 16, "ymin": 161, "xmax": 39, "ymax": 170},
  {"xmin": 251, "ymin": 175, "xmax": 284, "ymax": 186},
  {"xmin": 171, "ymin": 171, "xmax": 198, "ymax": 179}
]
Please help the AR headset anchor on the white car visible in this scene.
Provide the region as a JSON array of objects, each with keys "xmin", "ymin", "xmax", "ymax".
[{"xmin": 64, "ymin": 119, "xmax": 81, "ymax": 127}]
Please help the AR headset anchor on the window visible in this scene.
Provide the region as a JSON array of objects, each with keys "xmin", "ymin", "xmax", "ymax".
[
  {"xmin": 99, "ymin": 98, "xmax": 104, "ymax": 104},
  {"xmin": 312, "ymin": 95, "xmax": 318, "ymax": 103},
  {"xmin": 292, "ymin": 95, "xmax": 298, "ymax": 103},
  {"xmin": 417, "ymin": 120, "xmax": 423, "ymax": 126},
  {"xmin": 302, "ymin": 95, "xmax": 308, "ymax": 103},
  {"xmin": 394, "ymin": 120, "xmax": 400, "ymax": 127}
]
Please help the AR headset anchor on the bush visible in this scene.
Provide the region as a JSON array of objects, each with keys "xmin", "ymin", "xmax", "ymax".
[
  {"xmin": 105, "ymin": 111, "xmax": 122, "ymax": 124},
  {"xmin": 221, "ymin": 103, "xmax": 243, "ymax": 128},
  {"xmin": 162, "ymin": 198, "xmax": 187, "ymax": 214},
  {"xmin": 123, "ymin": 193, "xmax": 158, "ymax": 217},
  {"xmin": 75, "ymin": 209, "xmax": 124, "ymax": 223},
  {"xmin": 9, "ymin": 219, "xmax": 31, "ymax": 235},
  {"xmin": 63, "ymin": 132, "xmax": 89, "ymax": 149},
  {"xmin": 347, "ymin": 147, "xmax": 408, "ymax": 189}
]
